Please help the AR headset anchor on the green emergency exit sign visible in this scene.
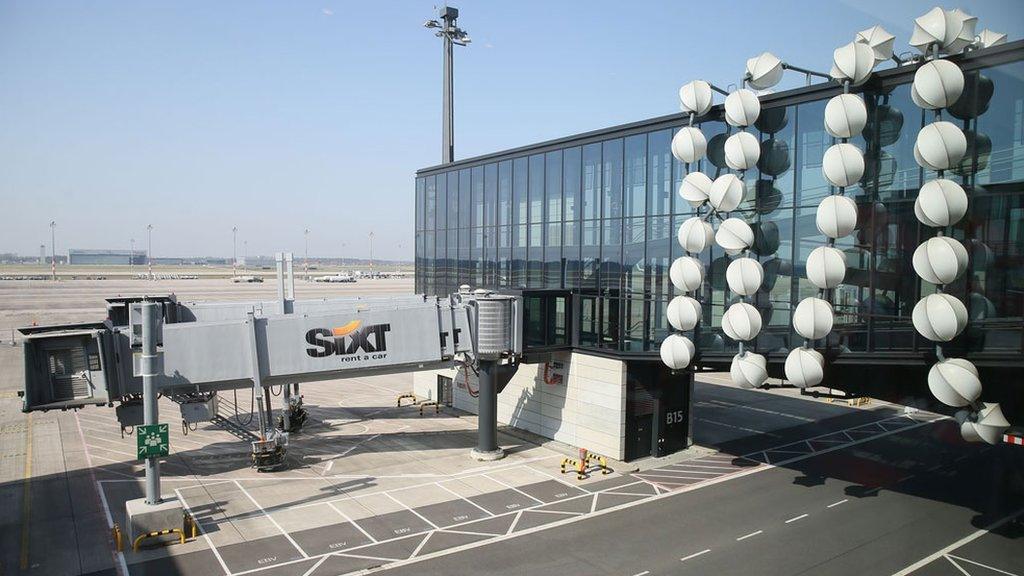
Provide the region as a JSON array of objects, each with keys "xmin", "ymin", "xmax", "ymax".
[{"xmin": 137, "ymin": 423, "xmax": 169, "ymax": 459}]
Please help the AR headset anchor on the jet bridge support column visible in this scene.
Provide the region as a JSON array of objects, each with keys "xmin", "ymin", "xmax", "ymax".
[
  {"xmin": 474, "ymin": 360, "xmax": 501, "ymax": 459},
  {"xmin": 141, "ymin": 300, "xmax": 161, "ymax": 504}
]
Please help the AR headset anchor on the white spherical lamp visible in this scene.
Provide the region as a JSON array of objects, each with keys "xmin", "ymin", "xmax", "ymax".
[
  {"xmin": 660, "ymin": 334, "xmax": 695, "ymax": 370},
  {"xmin": 679, "ymin": 80, "xmax": 714, "ymax": 116},
  {"xmin": 806, "ymin": 246, "xmax": 848, "ymax": 289},
  {"xmin": 794, "ymin": 297, "xmax": 834, "ymax": 341},
  {"xmin": 667, "ymin": 296, "xmax": 702, "ymax": 332},
  {"xmin": 669, "ymin": 256, "xmax": 704, "ymax": 293},
  {"xmin": 715, "ymin": 218, "xmax": 754, "ymax": 252},
  {"xmin": 785, "ymin": 347, "xmax": 825, "ymax": 388},
  {"xmin": 824, "ymin": 94, "xmax": 868, "ymax": 139},
  {"xmin": 912, "ymin": 59, "xmax": 965, "ymax": 110},
  {"xmin": 724, "ymin": 89, "xmax": 761, "ymax": 127},
  {"xmin": 745, "ymin": 52, "xmax": 784, "ymax": 90},
  {"xmin": 914, "ymin": 121, "xmax": 967, "ymax": 171},
  {"xmin": 724, "ymin": 131, "xmax": 761, "ymax": 171},
  {"xmin": 912, "ymin": 293, "xmax": 968, "ymax": 342},
  {"xmin": 913, "ymin": 236, "xmax": 969, "ymax": 285},
  {"xmin": 679, "ymin": 172, "xmax": 713, "ymax": 208},
  {"xmin": 726, "ymin": 257, "xmax": 764, "ymax": 296},
  {"xmin": 708, "ymin": 173, "xmax": 745, "ymax": 212},
  {"xmin": 822, "ymin": 143, "xmax": 865, "ymax": 188},
  {"xmin": 927, "ymin": 358, "xmax": 981, "ymax": 407},
  {"xmin": 815, "ymin": 195, "xmax": 858, "ymax": 238},
  {"xmin": 722, "ymin": 302, "xmax": 762, "ymax": 342},
  {"xmin": 671, "ymin": 127, "xmax": 708, "ymax": 164},
  {"xmin": 677, "ymin": 216, "xmax": 714, "ymax": 254},
  {"xmin": 914, "ymin": 179, "xmax": 968, "ymax": 227},
  {"xmin": 831, "ymin": 41, "xmax": 876, "ymax": 86},
  {"xmin": 961, "ymin": 403, "xmax": 1010, "ymax": 445},
  {"xmin": 856, "ymin": 25, "xmax": 896, "ymax": 64},
  {"xmin": 731, "ymin": 352, "xmax": 768, "ymax": 388}
]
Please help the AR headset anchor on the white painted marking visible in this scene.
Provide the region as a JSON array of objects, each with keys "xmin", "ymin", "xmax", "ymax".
[
  {"xmin": 505, "ymin": 511, "xmax": 524, "ymax": 535},
  {"xmin": 322, "ymin": 460, "xmax": 334, "ymax": 474},
  {"xmin": 410, "ymin": 532, "xmax": 433, "ymax": 558},
  {"xmin": 385, "ymin": 492, "xmax": 439, "ymax": 529},
  {"xmin": 76, "ymin": 415, "xmax": 131, "ymax": 576},
  {"xmin": 174, "ymin": 489, "xmax": 232, "ymax": 576},
  {"xmin": 944, "ymin": 555, "xmax": 973, "ymax": 576},
  {"xmin": 632, "ymin": 571, "xmax": 650, "ymax": 576},
  {"xmin": 697, "ymin": 418, "xmax": 776, "ymax": 436},
  {"xmin": 327, "ymin": 501, "xmax": 377, "ymax": 543},
  {"xmin": 826, "ymin": 499, "xmax": 848, "ymax": 508},
  {"xmin": 669, "ymin": 463, "xmax": 735, "ymax": 470},
  {"xmin": 435, "ymin": 482, "xmax": 495, "ymax": 517},
  {"xmin": 785, "ymin": 514, "xmax": 809, "ymax": 524},
  {"xmin": 635, "ymin": 473, "xmax": 707, "ymax": 481},
  {"xmin": 680, "ymin": 549, "xmax": 711, "ymax": 562},
  {"xmin": 233, "ymin": 480, "xmax": 309, "ymax": 558},
  {"xmin": 736, "ymin": 530, "xmax": 762, "ymax": 541},
  {"xmin": 300, "ymin": 555, "xmax": 329, "ymax": 576},
  {"xmin": 947, "ymin": 554, "xmax": 1021, "ymax": 576},
  {"xmin": 483, "ymin": 473, "xmax": 545, "ymax": 504},
  {"xmin": 708, "ymin": 398, "xmax": 816, "ymax": 421}
]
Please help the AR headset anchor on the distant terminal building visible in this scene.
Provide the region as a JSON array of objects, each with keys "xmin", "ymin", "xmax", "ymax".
[{"xmin": 68, "ymin": 249, "xmax": 147, "ymax": 266}]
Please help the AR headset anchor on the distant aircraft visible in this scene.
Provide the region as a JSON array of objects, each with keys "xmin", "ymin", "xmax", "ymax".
[{"xmin": 313, "ymin": 273, "xmax": 356, "ymax": 283}]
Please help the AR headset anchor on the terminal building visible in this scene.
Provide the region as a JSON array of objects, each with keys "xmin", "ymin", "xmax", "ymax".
[
  {"xmin": 68, "ymin": 248, "xmax": 147, "ymax": 266},
  {"xmin": 413, "ymin": 41, "xmax": 1024, "ymax": 461}
]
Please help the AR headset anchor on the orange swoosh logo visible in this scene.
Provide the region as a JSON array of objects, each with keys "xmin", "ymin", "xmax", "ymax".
[{"xmin": 331, "ymin": 320, "xmax": 361, "ymax": 337}]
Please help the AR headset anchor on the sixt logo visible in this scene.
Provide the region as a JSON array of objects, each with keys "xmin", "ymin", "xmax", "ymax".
[{"xmin": 305, "ymin": 320, "xmax": 391, "ymax": 358}]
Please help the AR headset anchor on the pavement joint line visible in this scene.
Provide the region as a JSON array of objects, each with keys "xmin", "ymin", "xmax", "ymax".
[
  {"xmin": 434, "ymin": 481, "xmax": 496, "ymax": 517},
  {"xmin": 945, "ymin": 554, "xmax": 1020, "ymax": 576},
  {"xmin": 233, "ymin": 479, "xmax": 309, "ymax": 558},
  {"xmin": 680, "ymin": 549, "xmax": 711, "ymax": 562},
  {"xmin": 826, "ymin": 499, "xmax": 848, "ymax": 508},
  {"xmin": 384, "ymin": 491, "xmax": 440, "ymax": 530},
  {"xmin": 328, "ymin": 501, "xmax": 378, "ymax": 543},
  {"xmin": 736, "ymin": 530, "xmax": 762, "ymax": 541},
  {"xmin": 785, "ymin": 513, "xmax": 809, "ymax": 524},
  {"xmin": 174, "ymin": 488, "xmax": 232, "ymax": 576},
  {"xmin": 888, "ymin": 504, "xmax": 1024, "ymax": 576}
]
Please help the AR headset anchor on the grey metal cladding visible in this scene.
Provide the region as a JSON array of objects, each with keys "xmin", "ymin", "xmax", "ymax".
[
  {"xmin": 259, "ymin": 306, "xmax": 442, "ymax": 379},
  {"xmin": 160, "ymin": 320, "xmax": 252, "ymax": 386}
]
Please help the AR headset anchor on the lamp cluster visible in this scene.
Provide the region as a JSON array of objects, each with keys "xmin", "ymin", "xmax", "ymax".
[
  {"xmin": 906, "ymin": 7, "xmax": 1009, "ymax": 444},
  {"xmin": 659, "ymin": 5, "xmax": 1012, "ymax": 444}
]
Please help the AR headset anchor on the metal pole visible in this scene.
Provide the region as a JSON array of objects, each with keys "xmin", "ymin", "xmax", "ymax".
[
  {"xmin": 141, "ymin": 300, "xmax": 161, "ymax": 504},
  {"xmin": 304, "ymin": 229, "xmax": 310, "ymax": 281},
  {"xmin": 476, "ymin": 360, "xmax": 498, "ymax": 453},
  {"xmin": 130, "ymin": 238, "xmax": 135, "ymax": 277},
  {"xmin": 442, "ymin": 22, "xmax": 453, "ymax": 163},
  {"xmin": 147, "ymin": 224, "xmax": 153, "ymax": 280},
  {"xmin": 243, "ymin": 240, "xmax": 248, "ymax": 273},
  {"xmin": 232, "ymin": 227, "xmax": 238, "ymax": 278},
  {"xmin": 49, "ymin": 221, "xmax": 56, "ymax": 280},
  {"xmin": 246, "ymin": 311, "xmax": 267, "ymax": 438}
]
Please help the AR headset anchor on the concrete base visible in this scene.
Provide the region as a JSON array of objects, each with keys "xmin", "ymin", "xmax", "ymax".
[
  {"xmin": 125, "ymin": 496, "xmax": 185, "ymax": 544},
  {"xmin": 470, "ymin": 448, "xmax": 506, "ymax": 461}
]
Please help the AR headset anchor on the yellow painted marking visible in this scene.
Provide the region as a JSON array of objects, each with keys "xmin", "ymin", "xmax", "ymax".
[{"xmin": 20, "ymin": 413, "xmax": 33, "ymax": 569}]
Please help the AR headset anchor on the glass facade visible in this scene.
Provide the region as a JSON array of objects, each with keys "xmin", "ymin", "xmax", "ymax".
[{"xmin": 415, "ymin": 50, "xmax": 1024, "ymax": 368}]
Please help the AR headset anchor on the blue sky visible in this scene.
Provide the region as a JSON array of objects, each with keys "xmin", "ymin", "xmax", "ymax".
[{"xmin": 1, "ymin": 0, "xmax": 1022, "ymax": 260}]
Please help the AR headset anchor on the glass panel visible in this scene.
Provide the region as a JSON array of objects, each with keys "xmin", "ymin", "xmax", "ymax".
[
  {"xmin": 648, "ymin": 215, "xmax": 672, "ymax": 304},
  {"xmin": 459, "ymin": 168, "xmax": 471, "ymax": 229},
  {"xmin": 623, "ymin": 217, "xmax": 646, "ymax": 295},
  {"xmin": 497, "ymin": 225, "xmax": 511, "ymax": 287},
  {"xmin": 415, "ymin": 177, "xmax": 425, "ymax": 231},
  {"xmin": 498, "ymin": 160, "xmax": 512, "ymax": 226},
  {"xmin": 447, "ymin": 171, "xmax": 459, "ymax": 229},
  {"xmin": 624, "ymin": 134, "xmax": 646, "ymax": 218},
  {"xmin": 623, "ymin": 298, "xmax": 646, "ymax": 352},
  {"xmin": 546, "ymin": 151, "xmax": 563, "ymax": 223},
  {"xmin": 648, "ymin": 129, "xmax": 672, "ymax": 216},
  {"xmin": 513, "ymin": 157, "xmax": 528, "ymax": 225},
  {"xmin": 580, "ymin": 220, "xmax": 599, "ymax": 289},
  {"xmin": 564, "ymin": 147, "xmax": 582, "ymax": 221},
  {"xmin": 603, "ymin": 139, "xmax": 624, "ymax": 219},
  {"xmin": 580, "ymin": 296, "xmax": 599, "ymax": 348},
  {"xmin": 485, "ymin": 163, "xmax": 498, "ymax": 227},
  {"xmin": 471, "ymin": 166, "xmax": 484, "ymax": 228},
  {"xmin": 601, "ymin": 218, "xmax": 622, "ymax": 292},
  {"xmin": 756, "ymin": 104, "xmax": 796, "ymax": 210},
  {"xmin": 564, "ymin": 220, "xmax": 579, "ymax": 289},
  {"xmin": 529, "ymin": 154, "xmax": 544, "ymax": 225},
  {"xmin": 436, "ymin": 172, "xmax": 447, "ymax": 230},
  {"xmin": 425, "ymin": 174, "xmax": 436, "ymax": 230},
  {"xmin": 583, "ymin": 143, "xmax": 601, "ymax": 220},
  {"xmin": 599, "ymin": 297, "xmax": 620, "ymax": 350}
]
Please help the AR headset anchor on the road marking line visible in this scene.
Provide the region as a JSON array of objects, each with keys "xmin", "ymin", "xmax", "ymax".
[
  {"xmin": 505, "ymin": 511, "xmax": 524, "ymax": 535},
  {"xmin": 19, "ymin": 413, "xmax": 32, "ymax": 570},
  {"xmin": 483, "ymin": 473, "xmax": 545, "ymax": 505},
  {"xmin": 633, "ymin": 571, "xmax": 650, "ymax": 576},
  {"xmin": 410, "ymin": 532, "xmax": 433, "ymax": 557},
  {"xmin": 944, "ymin": 555, "xmax": 973, "ymax": 576},
  {"xmin": 736, "ymin": 530, "xmax": 762, "ymax": 541},
  {"xmin": 635, "ymin": 473, "xmax": 708, "ymax": 481},
  {"xmin": 668, "ymin": 463, "xmax": 736, "ymax": 470},
  {"xmin": 946, "ymin": 554, "xmax": 1020, "ymax": 576},
  {"xmin": 385, "ymin": 492, "xmax": 440, "ymax": 530},
  {"xmin": 435, "ymin": 482, "xmax": 495, "ymax": 517},
  {"xmin": 827, "ymin": 499, "xmax": 848, "ymax": 508},
  {"xmin": 76, "ymin": 414, "xmax": 130, "ymax": 576},
  {"xmin": 785, "ymin": 514, "xmax": 809, "ymax": 524},
  {"xmin": 680, "ymin": 549, "xmax": 711, "ymax": 562},
  {"xmin": 233, "ymin": 480, "xmax": 309, "ymax": 558},
  {"xmin": 327, "ymin": 502, "xmax": 378, "ymax": 543},
  {"xmin": 706, "ymin": 399, "xmax": 816, "ymax": 422},
  {"xmin": 174, "ymin": 489, "xmax": 231, "ymax": 575},
  {"xmin": 300, "ymin": 555, "xmax": 330, "ymax": 576}
]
